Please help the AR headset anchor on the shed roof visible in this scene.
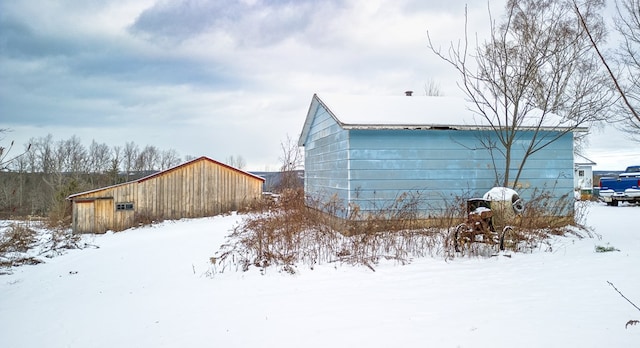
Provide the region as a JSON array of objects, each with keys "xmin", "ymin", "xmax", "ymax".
[
  {"xmin": 574, "ymin": 154, "xmax": 597, "ymax": 166},
  {"xmin": 299, "ymin": 93, "xmax": 588, "ymax": 146},
  {"xmin": 67, "ymin": 156, "xmax": 264, "ymax": 200}
]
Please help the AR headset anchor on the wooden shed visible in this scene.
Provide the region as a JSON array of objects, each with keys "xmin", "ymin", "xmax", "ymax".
[
  {"xmin": 67, "ymin": 156, "xmax": 264, "ymax": 233},
  {"xmin": 298, "ymin": 93, "xmax": 584, "ymax": 219}
]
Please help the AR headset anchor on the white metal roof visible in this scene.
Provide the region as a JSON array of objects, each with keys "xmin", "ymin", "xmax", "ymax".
[
  {"xmin": 315, "ymin": 93, "xmax": 582, "ymax": 129},
  {"xmin": 299, "ymin": 93, "xmax": 588, "ymax": 146},
  {"xmin": 317, "ymin": 93, "xmax": 474, "ymax": 127}
]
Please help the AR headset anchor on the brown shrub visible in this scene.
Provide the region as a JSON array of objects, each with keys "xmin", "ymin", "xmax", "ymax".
[
  {"xmin": 134, "ymin": 212, "xmax": 163, "ymax": 227},
  {"xmin": 0, "ymin": 223, "xmax": 37, "ymax": 254},
  {"xmin": 210, "ymin": 188, "xmax": 588, "ymax": 274}
]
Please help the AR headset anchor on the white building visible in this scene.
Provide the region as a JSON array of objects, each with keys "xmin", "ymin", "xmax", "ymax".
[{"xmin": 574, "ymin": 154, "xmax": 596, "ymax": 199}]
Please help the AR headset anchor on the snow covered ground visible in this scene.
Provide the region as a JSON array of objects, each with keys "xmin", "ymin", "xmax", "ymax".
[{"xmin": 1, "ymin": 203, "xmax": 639, "ymax": 347}]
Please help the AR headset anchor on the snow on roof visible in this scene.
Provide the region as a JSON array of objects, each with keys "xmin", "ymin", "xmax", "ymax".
[
  {"xmin": 314, "ymin": 93, "xmax": 585, "ymax": 130},
  {"xmin": 574, "ymin": 153, "xmax": 597, "ymax": 166},
  {"xmin": 317, "ymin": 93, "xmax": 474, "ymax": 127}
]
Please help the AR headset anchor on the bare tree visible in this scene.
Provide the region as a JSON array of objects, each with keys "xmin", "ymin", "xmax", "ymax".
[
  {"xmin": 24, "ymin": 142, "xmax": 37, "ymax": 173},
  {"xmin": 160, "ymin": 149, "xmax": 181, "ymax": 170},
  {"xmin": 0, "ymin": 129, "xmax": 31, "ymax": 171},
  {"xmin": 225, "ymin": 155, "xmax": 235, "ymax": 168},
  {"xmin": 137, "ymin": 145, "xmax": 160, "ymax": 172},
  {"xmin": 88, "ymin": 140, "xmax": 112, "ymax": 175},
  {"xmin": 32, "ymin": 134, "xmax": 55, "ymax": 174},
  {"xmin": 49, "ymin": 136, "xmax": 86, "ymax": 184},
  {"xmin": 52, "ymin": 139, "xmax": 66, "ymax": 175},
  {"xmin": 109, "ymin": 145, "xmax": 122, "ymax": 184},
  {"xmin": 184, "ymin": 154, "xmax": 198, "ymax": 162},
  {"xmin": 424, "ymin": 79, "xmax": 442, "ymax": 96},
  {"xmin": 13, "ymin": 152, "xmax": 28, "ymax": 173},
  {"xmin": 46, "ymin": 137, "xmax": 86, "ymax": 222},
  {"xmin": 63, "ymin": 135, "xmax": 88, "ymax": 175},
  {"xmin": 276, "ymin": 134, "xmax": 304, "ymax": 191},
  {"xmin": 225, "ymin": 155, "xmax": 247, "ymax": 170},
  {"xmin": 427, "ymin": 0, "xmax": 612, "ymax": 187},
  {"xmin": 0, "ymin": 129, "xmax": 30, "ymax": 216},
  {"xmin": 575, "ymin": 0, "xmax": 640, "ymax": 140},
  {"xmin": 123, "ymin": 141, "xmax": 139, "ymax": 180},
  {"xmin": 235, "ymin": 156, "xmax": 246, "ymax": 170}
]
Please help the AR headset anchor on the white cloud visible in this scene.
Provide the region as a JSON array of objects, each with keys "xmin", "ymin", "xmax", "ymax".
[{"xmin": 1, "ymin": 0, "xmax": 636, "ymax": 172}]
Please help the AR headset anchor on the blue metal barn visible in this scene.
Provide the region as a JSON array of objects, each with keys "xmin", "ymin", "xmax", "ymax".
[{"xmin": 298, "ymin": 93, "xmax": 582, "ymax": 219}]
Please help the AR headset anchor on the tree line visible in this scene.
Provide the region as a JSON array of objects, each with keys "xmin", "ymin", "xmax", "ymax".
[
  {"xmin": 7, "ymin": 134, "xmax": 184, "ymax": 178},
  {"xmin": 0, "ymin": 131, "xmax": 293, "ymax": 221},
  {"xmin": 0, "ymin": 133, "xmax": 189, "ymax": 220}
]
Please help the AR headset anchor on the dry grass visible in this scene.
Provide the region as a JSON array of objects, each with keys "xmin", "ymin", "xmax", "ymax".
[
  {"xmin": 211, "ymin": 189, "xmax": 443, "ymax": 274},
  {"xmin": 0, "ymin": 219, "xmax": 81, "ymax": 274},
  {"xmin": 210, "ymin": 188, "xmax": 590, "ymax": 274},
  {"xmin": 0, "ymin": 222, "xmax": 41, "ymax": 272},
  {"xmin": 134, "ymin": 212, "xmax": 164, "ymax": 227},
  {"xmin": 0, "ymin": 222, "xmax": 38, "ymax": 254}
]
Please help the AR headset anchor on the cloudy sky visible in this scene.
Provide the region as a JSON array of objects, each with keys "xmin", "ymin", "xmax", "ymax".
[{"xmin": 0, "ymin": 0, "xmax": 637, "ymax": 171}]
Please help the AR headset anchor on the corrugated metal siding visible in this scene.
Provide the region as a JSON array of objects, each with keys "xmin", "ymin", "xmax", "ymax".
[
  {"xmin": 302, "ymin": 99, "xmax": 575, "ymax": 218},
  {"xmin": 346, "ymin": 128, "xmax": 573, "ymax": 215},
  {"xmin": 347, "ymin": 129, "xmax": 492, "ymax": 213},
  {"xmin": 303, "ymin": 101, "xmax": 350, "ymax": 216},
  {"xmin": 70, "ymin": 158, "xmax": 263, "ymax": 233}
]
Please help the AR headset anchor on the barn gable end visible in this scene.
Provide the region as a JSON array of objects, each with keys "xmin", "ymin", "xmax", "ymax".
[{"xmin": 299, "ymin": 95, "xmax": 351, "ymax": 214}]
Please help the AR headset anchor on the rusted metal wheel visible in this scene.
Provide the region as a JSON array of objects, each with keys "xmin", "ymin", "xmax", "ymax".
[
  {"xmin": 499, "ymin": 226, "xmax": 517, "ymax": 251},
  {"xmin": 453, "ymin": 223, "xmax": 471, "ymax": 252}
]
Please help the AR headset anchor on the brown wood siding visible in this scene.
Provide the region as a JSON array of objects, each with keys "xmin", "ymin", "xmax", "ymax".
[
  {"xmin": 71, "ymin": 198, "xmax": 115, "ymax": 233},
  {"xmin": 136, "ymin": 158, "xmax": 263, "ymax": 219},
  {"xmin": 73, "ymin": 201, "xmax": 94, "ymax": 233},
  {"xmin": 114, "ymin": 183, "xmax": 137, "ymax": 231},
  {"xmin": 94, "ymin": 199, "xmax": 114, "ymax": 233},
  {"xmin": 70, "ymin": 157, "xmax": 264, "ymax": 233}
]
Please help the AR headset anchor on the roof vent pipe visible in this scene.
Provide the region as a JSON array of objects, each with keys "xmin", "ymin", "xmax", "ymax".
[{"xmin": 405, "ymin": 90, "xmax": 413, "ymax": 96}]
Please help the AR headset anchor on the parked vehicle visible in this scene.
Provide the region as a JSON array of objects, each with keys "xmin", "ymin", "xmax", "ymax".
[{"xmin": 598, "ymin": 165, "xmax": 640, "ymax": 206}]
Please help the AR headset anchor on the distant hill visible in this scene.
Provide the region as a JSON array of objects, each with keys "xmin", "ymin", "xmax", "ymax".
[
  {"xmin": 593, "ymin": 170, "xmax": 624, "ymax": 178},
  {"xmin": 250, "ymin": 170, "xmax": 304, "ymax": 192}
]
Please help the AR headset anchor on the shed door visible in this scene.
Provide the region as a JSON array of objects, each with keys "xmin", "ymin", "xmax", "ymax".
[
  {"xmin": 94, "ymin": 198, "xmax": 114, "ymax": 233},
  {"xmin": 73, "ymin": 201, "xmax": 95, "ymax": 234},
  {"xmin": 73, "ymin": 199, "xmax": 114, "ymax": 234}
]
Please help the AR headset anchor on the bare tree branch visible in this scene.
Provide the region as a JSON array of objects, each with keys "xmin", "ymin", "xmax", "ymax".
[
  {"xmin": 428, "ymin": 0, "xmax": 612, "ymax": 188},
  {"xmin": 0, "ymin": 129, "xmax": 31, "ymax": 171},
  {"xmin": 608, "ymin": 280, "xmax": 640, "ymax": 312},
  {"xmin": 574, "ymin": 0, "xmax": 640, "ymax": 125}
]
